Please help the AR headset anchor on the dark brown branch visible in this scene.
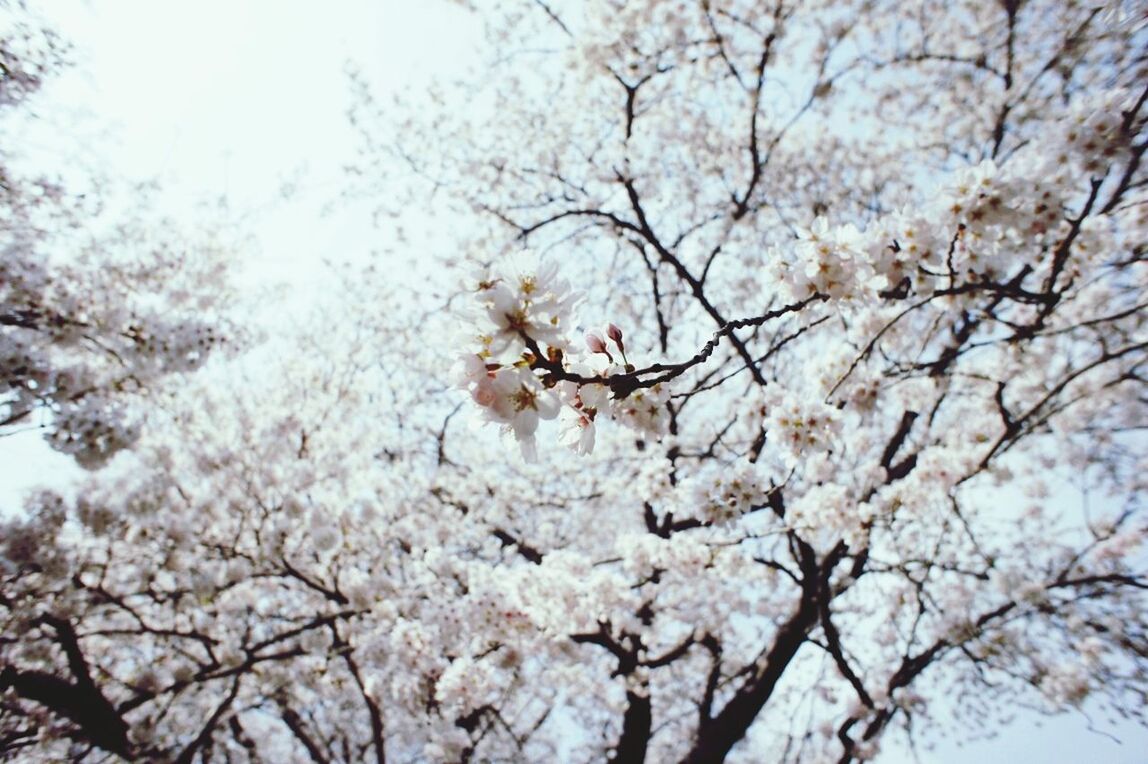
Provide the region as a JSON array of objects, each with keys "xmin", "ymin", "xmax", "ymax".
[
  {"xmin": 619, "ymin": 174, "xmax": 771, "ymax": 387},
  {"xmin": 174, "ymin": 675, "xmax": 241, "ymax": 764},
  {"xmin": 280, "ymin": 704, "xmax": 331, "ymax": 764},
  {"xmin": 683, "ymin": 593, "xmax": 819, "ymax": 763},
  {"xmin": 571, "ymin": 622, "xmax": 634, "ymax": 674},
  {"xmin": 819, "ymin": 603, "xmax": 873, "ymax": 710},
  {"xmin": 879, "ymin": 411, "xmax": 918, "ymax": 472},
  {"xmin": 282, "ymin": 557, "xmax": 349, "ymax": 606},
  {"xmin": 522, "ymin": 295, "xmax": 824, "ymax": 399},
  {"xmin": 698, "ymin": 633, "xmax": 724, "ymax": 724},
  {"xmin": 531, "ymin": 0, "xmax": 572, "ymax": 37},
  {"xmin": 732, "ymin": 30, "xmax": 778, "ymax": 220},
  {"xmin": 644, "ymin": 635, "xmax": 698, "ymax": 669},
  {"xmin": 492, "ymin": 528, "xmax": 544, "ymax": 564},
  {"xmin": 683, "ymin": 527, "xmax": 820, "ymax": 763},
  {"xmin": 332, "ymin": 625, "xmax": 387, "ymax": 764},
  {"xmin": 1, "ymin": 615, "xmax": 132, "ymax": 759}
]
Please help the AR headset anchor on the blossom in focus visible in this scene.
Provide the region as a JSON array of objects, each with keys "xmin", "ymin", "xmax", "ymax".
[
  {"xmin": 473, "ymin": 254, "xmax": 577, "ymax": 353},
  {"xmin": 468, "ymin": 366, "xmax": 560, "ymax": 461}
]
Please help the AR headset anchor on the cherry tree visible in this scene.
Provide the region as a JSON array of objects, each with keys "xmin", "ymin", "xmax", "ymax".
[
  {"xmin": 0, "ymin": 3, "xmax": 237, "ymax": 469},
  {"xmin": 3, "ymin": 0, "xmax": 1148, "ymax": 762}
]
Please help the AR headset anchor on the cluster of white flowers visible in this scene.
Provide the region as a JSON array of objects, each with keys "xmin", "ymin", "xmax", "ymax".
[
  {"xmin": 789, "ymin": 481, "xmax": 871, "ymax": 546},
  {"xmin": 763, "ymin": 389, "xmax": 843, "ymax": 469},
  {"xmin": 607, "ymin": 377, "xmax": 671, "ymax": 438},
  {"xmin": 433, "ymin": 656, "xmax": 500, "ymax": 717},
  {"xmin": 769, "ymin": 217, "xmax": 868, "ymax": 300},
  {"xmin": 457, "ymin": 256, "xmax": 670, "ymax": 458},
  {"xmin": 555, "ymin": 374, "xmax": 610, "ymax": 455},
  {"xmin": 5, "ymin": 1, "xmax": 1145, "ymax": 760},
  {"xmin": 456, "ymin": 258, "xmax": 574, "ymax": 460},
  {"xmin": 386, "ymin": 618, "xmax": 442, "ymax": 709},
  {"xmin": 576, "ymin": 0, "xmax": 709, "ymax": 75},
  {"xmin": 616, "ymin": 532, "xmax": 712, "ymax": 579},
  {"xmin": 770, "ymin": 156, "xmax": 1069, "ymax": 301},
  {"xmin": 44, "ymin": 395, "xmax": 142, "ymax": 470},
  {"xmin": 1037, "ymin": 661, "xmax": 1091, "ymax": 708},
  {"xmin": 1053, "ymin": 89, "xmax": 1137, "ymax": 177},
  {"xmin": 676, "ymin": 462, "xmax": 770, "ymax": 526},
  {"xmin": 766, "ymin": 96, "xmax": 1135, "ymax": 304}
]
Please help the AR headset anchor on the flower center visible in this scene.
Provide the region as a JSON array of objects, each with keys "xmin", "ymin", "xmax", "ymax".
[{"xmin": 511, "ymin": 385, "xmax": 538, "ymax": 412}]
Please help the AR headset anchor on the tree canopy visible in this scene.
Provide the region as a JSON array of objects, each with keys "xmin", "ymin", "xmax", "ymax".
[
  {"xmin": 0, "ymin": 4, "xmax": 237, "ymax": 469},
  {"xmin": 2, "ymin": 1, "xmax": 1147, "ymax": 762}
]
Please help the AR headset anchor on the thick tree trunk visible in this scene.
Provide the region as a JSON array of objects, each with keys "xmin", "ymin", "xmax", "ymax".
[{"xmin": 682, "ymin": 592, "xmax": 820, "ymax": 764}]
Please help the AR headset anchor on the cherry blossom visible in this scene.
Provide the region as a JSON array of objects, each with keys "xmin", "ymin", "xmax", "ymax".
[{"xmin": 4, "ymin": 1, "xmax": 1148, "ymax": 762}]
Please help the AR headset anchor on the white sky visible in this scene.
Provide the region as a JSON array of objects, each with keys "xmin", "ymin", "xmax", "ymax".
[
  {"xmin": 30, "ymin": 0, "xmax": 478, "ymax": 286},
  {"xmin": 2, "ymin": 2, "xmax": 1145, "ymax": 762}
]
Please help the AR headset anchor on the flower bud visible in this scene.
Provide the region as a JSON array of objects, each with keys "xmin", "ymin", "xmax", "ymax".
[
  {"xmin": 607, "ymin": 323, "xmax": 625, "ymax": 354},
  {"xmin": 585, "ymin": 332, "xmax": 614, "ymax": 363}
]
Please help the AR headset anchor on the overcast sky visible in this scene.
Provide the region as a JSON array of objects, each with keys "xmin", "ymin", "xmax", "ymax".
[
  {"xmin": 5, "ymin": 2, "xmax": 1146, "ymax": 762},
  {"xmin": 29, "ymin": 0, "xmax": 478, "ymax": 285}
]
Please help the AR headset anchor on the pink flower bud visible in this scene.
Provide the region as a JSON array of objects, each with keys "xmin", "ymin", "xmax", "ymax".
[
  {"xmin": 585, "ymin": 332, "xmax": 614, "ymax": 363},
  {"xmin": 585, "ymin": 333, "xmax": 608, "ymax": 354},
  {"xmin": 607, "ymin": 323, "xmax": 626, "ymax": 357}
]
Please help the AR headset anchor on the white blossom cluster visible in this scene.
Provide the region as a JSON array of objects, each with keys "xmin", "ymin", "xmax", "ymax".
[
  {"xmin": 762, "ymin": 388, "xmax": 844, "ymax": 469},
  {"xmin": 457, "ymin": 255, "xmax": 669, "ymax": 459},
  {"xmin": 1, "ymin": 239, "xmax": 235, "ymax": 467},
  {"xmin": 1037, "ymin": 662, "xmax": 1092, "ymax": 708},
  {"xmin": 767, "ymin": 92, "xmax": 1138, "ymax": 305},
  {"xmin": 676, "ymin": 462, "xmax": 771, "ymax": 526}
]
